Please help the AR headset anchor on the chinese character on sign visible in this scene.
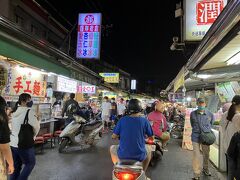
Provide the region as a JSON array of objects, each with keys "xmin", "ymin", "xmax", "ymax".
[
  {"xmin": 33, "ymin": 81, "xmax": 41, "ymax": 96},
  {"xmin": 89, "ymin": 33, "xmax": 94, "ymax": 40},
  {"xmin": 84, "ymin": 32, "xmax": 88, "ymax": 39},
  {"xmin": 197, "ymin": 0, "xmax": 224, "ymax": 25},
  {"xmin": 83, "ymin": 49, "xmax": 88, "ymax": 56},
  {"xmin": 83, "ymin": 41, "xmax": 88, "ymax": 48},
  {"xmin": 24, "ymin": 81, "xmax": 32, "ymax": 93},
  {"xmin": 13, "ymin": 76, "xmax": 23, "ymax": 94},
  {"xmin": 85, "ymin": 15, "xmax": 94, "ymax": 24}
]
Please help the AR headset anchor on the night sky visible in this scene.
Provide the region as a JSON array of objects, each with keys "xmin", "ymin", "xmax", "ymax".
[{"xmin": 37, "ymin": 0, "xmax": 190, "ymax": 93}]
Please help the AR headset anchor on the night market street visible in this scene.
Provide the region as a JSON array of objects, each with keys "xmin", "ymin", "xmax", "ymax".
[
  {"xmin": 30, "ymin": 133, "xmax": 225, "ymax": 180},
  {"xmin": 0, "ymin": 0, "xmax": 239, "ymax": 180}
]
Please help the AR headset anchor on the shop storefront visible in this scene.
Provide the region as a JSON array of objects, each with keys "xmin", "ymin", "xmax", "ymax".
[{"xmin": 166, "ymin": 0, "xmax": 240, "ymax": 171}]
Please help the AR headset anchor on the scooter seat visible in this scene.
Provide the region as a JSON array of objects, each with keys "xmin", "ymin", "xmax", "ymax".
[
  {"xmin": 116, "ymin": 160, "xmax": 142, "ymax": 167},
  {"xmin": 83, "ymin": 121, "xmax": 102, "ymax": 131}
]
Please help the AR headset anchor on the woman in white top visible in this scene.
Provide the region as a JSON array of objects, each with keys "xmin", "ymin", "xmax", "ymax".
[
  {"xmin": 10, "ymin": 93, "xmax": 40, "ymax": 180},
  {"xmin": 220, "ymin": 95, "xmax": 240, "ymax": 180}
]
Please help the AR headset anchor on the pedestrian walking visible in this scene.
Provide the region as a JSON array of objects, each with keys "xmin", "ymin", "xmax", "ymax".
[
  {"xmin": 0, "ymin": 96, "xmax": 14, "ymax": 180},
  {"xmin": 190, "ymin": 98, "xmax": 215, "ymax": 180},
  {"xmin": 10, "ymin": 93, "xmax": 40, "ymax": 180},
  {"xmin": 220, "ymin": 95, "xmax": 240, "ymax": 180}
]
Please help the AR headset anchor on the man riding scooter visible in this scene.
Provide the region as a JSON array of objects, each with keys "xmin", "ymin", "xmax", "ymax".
[{"xmin": 110, "ymin": 99, "xmax": 153, "ymax": 179}]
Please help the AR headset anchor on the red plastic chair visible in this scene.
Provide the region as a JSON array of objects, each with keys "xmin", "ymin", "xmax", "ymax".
[
  {"xmin": 34, "ymin": 136, "xmax": 44, "ymax": 153},
  {"xmin": 42, "ymin": 133, "xmax": 54, "ymax": 148},
  {"xmin": 54, "ymin": 130, "xmax": 62, "ymax": 144}
]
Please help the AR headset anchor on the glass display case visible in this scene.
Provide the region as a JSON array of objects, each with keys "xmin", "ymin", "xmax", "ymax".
[
  {"xmin": 32, "ymin": 103, "xmax": 52, "ymax": 122},
  {"xmin": 209, "ymin": 127, "xmax": 220, "ymax": 168},
  {"xmin": 51, "ymin": 104, "xmax": 62, "ymax": 118}
]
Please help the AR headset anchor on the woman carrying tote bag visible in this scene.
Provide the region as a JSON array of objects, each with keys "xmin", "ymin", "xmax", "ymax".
[
  {"xmin": 10, "ymin": 93, "xmax": 40, "ymax": 180},
  {"xmin": 0, "ymin": 96, "xmax": 14, "ymax": 179}
]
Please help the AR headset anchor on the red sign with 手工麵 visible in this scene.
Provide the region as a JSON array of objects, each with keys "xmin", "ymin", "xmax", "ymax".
[{"xmin": 5, "ymin": 66, "xmax": 46, "ymax": 97}]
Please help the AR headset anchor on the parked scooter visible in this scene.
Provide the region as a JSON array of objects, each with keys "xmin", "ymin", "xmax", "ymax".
[
  {"xmin": 170, "ymin": 114, "xmax": 185, "ymax": 139},
  {"xmin": 112, "ymin": 160, "xmax": 148, "ymax": 180},
  {"xmin": 58, "ymin": 115, "xmax": 103, "ymax": 153}
]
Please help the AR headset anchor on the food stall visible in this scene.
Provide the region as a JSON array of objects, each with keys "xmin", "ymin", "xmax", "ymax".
[{"xmin": 165, "ymin": 0, "xmax": 240, "ymax": 171}]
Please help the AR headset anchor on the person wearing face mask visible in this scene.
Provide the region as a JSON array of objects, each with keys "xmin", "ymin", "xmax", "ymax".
[
  {"xmin": 10, "ymin": 93, "xmax": 40, "ymax": 180},
  {"xmin": 190, "ymin": 98, "xmax": 215, "ymax": 180}
]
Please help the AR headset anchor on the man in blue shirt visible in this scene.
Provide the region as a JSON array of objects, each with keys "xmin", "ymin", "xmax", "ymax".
[
  {"xmin": 190, "ymin": 98, "xmax": 215, "ymax": 180},
  {"xmin": 110, "ymin": 99, "xmax": 153, "ymax": 172}
]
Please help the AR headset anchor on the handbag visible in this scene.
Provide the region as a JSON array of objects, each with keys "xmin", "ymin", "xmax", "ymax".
[
  {"xmin": 196, "ymin": 112, "xmax": 216, "ymax": 145},
  {"xmin": 18, "ymin": 109, "xmax": 34, "ymax": 149}
]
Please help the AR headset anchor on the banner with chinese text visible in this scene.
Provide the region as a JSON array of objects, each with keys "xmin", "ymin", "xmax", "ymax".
[
  {"xmin": 99, "ymin": 73, "xmax": 119, "ymax": 83},
  {"xmin": 184, "ymin": 0, "xmax": 227, "ymax": 41},
  {"xmin": 76, "ymin": 13, "xmax": 101, "ymax": 59},
  {"xmin": 57, "ymin": 76, "xmax": 77, "ymax": 93},
  {"xmin": 174, "ymin": 67, "xmax": 185, "ymax": 93},
  {"xmin": 78, "ymin": 85, "xmax": 96, "ymax": 94},
  {"xmin": 5, "ymin": 66, "xmax": 46, "ymax": 97},
  {"xmin": 182, "ymin": 108, "xmax": 194, "ymax": 151},
  {"xmin": 0, "ymin": 64, "xmax": 7, "ymax": 94}
]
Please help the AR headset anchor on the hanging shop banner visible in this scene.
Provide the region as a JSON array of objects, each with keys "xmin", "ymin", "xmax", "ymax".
[
  {"xmin": 78, "ymin": 85, "xmax": 96, "ymax": 94},
  {"xmin": 230, "ymin": 81, "xmax": 240, "ymax": 95},
  {"xmin": 76, "ymin": 13, "xmax": 102, "ymax": 59},
  {"xmin": 5, "ymin": 66, "xmax": 46, "ymax": 97},
  {"xmin": 0, "ymin": 64, "xmax": 7, "ymax": 94},
  {"xmin": 184, "ymin": 0, "xmax": 227, "ymax": 41},
  {"xmin": 182, "ymin": 108, "xmax": 194, "ymax": 151},
  {"xmin": 224, "ymin": 82, "xmax": 235, "ymax": 100},
  {"xmin": 206, "ymin": 95, "xmax": 219, "ymax": 113},
  {"xmin": 216, "ymin": 82, "xmax": 235, "ymax": 103},
  {"xmin": 57, "ymin": 76, "xmax": 77, "ymax": 93},
  {"xmin": 99, "ymin": 73, "xmax": 119, "ymax": 83},
  {"xmin": 103, "ymin": 91, "xmax": 117, "ymax": 99},
  {"xmin": 174, "ymin": 67, "xmax": 185, "ymax": 93}
]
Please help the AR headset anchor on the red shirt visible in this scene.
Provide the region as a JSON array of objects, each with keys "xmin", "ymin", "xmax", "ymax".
[{"xmin": 148, "ymin": 111, "xmax": 167, "ymax": 137}]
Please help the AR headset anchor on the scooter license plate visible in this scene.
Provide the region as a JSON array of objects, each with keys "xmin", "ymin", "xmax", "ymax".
[{"xmin": 151, "ymin": 145, "xmax": 156, "ymax": 151}]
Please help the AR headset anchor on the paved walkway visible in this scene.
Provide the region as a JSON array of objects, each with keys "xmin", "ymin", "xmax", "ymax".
[
  {"xmin": 29, "ymin": 134, "xmax": 226, "ymax": 180},
  {"xmin": 147, "ymin": 139, "xmax": 226, "ymax": 180}
]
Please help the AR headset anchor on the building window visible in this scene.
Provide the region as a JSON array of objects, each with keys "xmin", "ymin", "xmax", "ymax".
[
  {"xmin": 15, "ymin": 14, "xmax": 24, "ymax": 27},
  {"xmin": 31, "ymin": 24, "xmax": 38, "ymax": 35}
]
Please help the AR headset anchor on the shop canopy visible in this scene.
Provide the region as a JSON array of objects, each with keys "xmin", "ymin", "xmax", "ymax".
[{"xmin": 166, "ymin": 0, "xmax": 240, "ymax": 92}]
